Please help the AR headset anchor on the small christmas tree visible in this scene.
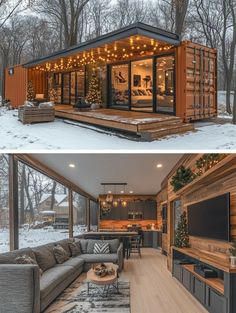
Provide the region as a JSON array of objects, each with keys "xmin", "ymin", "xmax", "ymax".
[
  {"xmin": 86, "ymin": 72, "xmax": 102, "ymax": 105},
  {"xmin": 27, "ymin": 80, "xmax": 35, "ymax": 101},
  {"xmin": 174, "ymin": 211, "xmax": 189, "ymax": 248}
]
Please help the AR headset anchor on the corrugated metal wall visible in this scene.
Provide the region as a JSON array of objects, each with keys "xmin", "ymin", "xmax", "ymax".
[
  {"xmin": 5, "ymin": 65, "xmax": 28, "ymax": 107},
  {"xmin": 176, "ymin": 41, "xmax": 217, "ymax": 121}
]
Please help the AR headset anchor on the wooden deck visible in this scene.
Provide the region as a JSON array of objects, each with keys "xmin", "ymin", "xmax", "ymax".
[{"xmin": 55, "ymin": 106, "xmax": 194, "ymax": 141}]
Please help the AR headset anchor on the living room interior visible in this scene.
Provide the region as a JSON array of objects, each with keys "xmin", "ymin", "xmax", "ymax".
[{"xmin": 0, "ymin": 153, "xmax": 236, "ymax": 313}]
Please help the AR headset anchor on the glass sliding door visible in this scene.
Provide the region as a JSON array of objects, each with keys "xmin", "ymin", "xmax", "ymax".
[
  {"xmin": 131, "ymin": 58, "xmax": 153, "ymax": 112},
  {"xmin": 110, "ymin": 63, "xmax": 129, "ymax": 108},
  {"xmin": 76, "ymin": 68, "xmax": 85, "ymax": 98},
  {"xmin": 54, "ymin": 73, "xmax": 62, "ymax": 104},
  {"xmin": 62, "ymin": 73, "xmax": 70, "ymax": 104},
  {"xmin": 70, "ymin": 72, "xmax": 76, "ymax": 106},
  {"xmin": 156, "ymin": 55, "xmax": 175, "ymax": 114}
]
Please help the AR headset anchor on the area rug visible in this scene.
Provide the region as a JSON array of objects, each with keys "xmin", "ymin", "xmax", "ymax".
[{"xmin": 45, "ymin": 279, "xmax": 130, "ymax": 313}]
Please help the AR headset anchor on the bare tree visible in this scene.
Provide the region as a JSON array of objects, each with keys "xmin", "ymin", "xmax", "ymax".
[{"xmin": 33, "ymin": 0, "xmax": 90, "ymax": 48}]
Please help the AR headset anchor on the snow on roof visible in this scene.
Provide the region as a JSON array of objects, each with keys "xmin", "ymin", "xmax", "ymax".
[
  {"xmin": 40, "ymin": 210, "xmax": 56, "ymax": 215},
  {"xmin": 39, "ymin": 194, "xmax": 67, "ymax": 205}
]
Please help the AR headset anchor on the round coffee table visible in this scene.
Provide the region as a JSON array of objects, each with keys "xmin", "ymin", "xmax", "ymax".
[{"xmin": 87, "ymin": 263, "xmax": 119, "ymax": 296}]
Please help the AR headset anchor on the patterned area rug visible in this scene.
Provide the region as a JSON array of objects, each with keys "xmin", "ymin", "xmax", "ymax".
[{"xmin": 45, "ymin": 279, "xmax": 130, "ymax": 313}]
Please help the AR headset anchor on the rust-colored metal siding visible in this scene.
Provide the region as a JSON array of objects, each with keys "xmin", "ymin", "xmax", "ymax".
[
  {"xmin": 176, "ymin": 41, "xmax": 217, "ymax": 121},
  {"xmin": 5, "ymin": 65, "xmax": 28, "ymax": 108}
]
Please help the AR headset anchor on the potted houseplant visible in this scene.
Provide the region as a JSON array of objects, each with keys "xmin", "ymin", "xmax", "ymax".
[{"xmin": 229, "ymin": 239, "xmax": 236, "ymax": 268}]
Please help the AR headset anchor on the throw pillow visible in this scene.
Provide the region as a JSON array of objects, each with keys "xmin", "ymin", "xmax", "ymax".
[
  {"xmin": 53, "ymin": 245, "xmax": 69, "ymax": 264},
  {"xmin": 15, "ymin": 255, "xmax": 43, "ymax": 275},
  {"xmin": 93, "ymin": 242, "xmax": 110, "ymax": 254},
  {"xmin": 68, "ymin": 241, "xmax": 81, "ymax": 257}
]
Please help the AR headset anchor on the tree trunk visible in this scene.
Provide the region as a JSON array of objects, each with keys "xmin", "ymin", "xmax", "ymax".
[
  {"xmin": 226, "ymin": 86, "xmax": 232, "ymax": 115},
  {"xmin": 19, "ymin": 165, "xmax": 25, "ymax": 226},
  {"xmin": 50, "ymin": 181, "xmax": 57, "ymax": 210},
  {"xmin": 233, "ymin": 88, "xmax": 236, "ymax": 124}
]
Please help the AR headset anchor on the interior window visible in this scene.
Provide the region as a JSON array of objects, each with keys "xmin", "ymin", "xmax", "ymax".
[{"xmin": 111, "ymin": 63, "xmax": 129, "ymax": 107}]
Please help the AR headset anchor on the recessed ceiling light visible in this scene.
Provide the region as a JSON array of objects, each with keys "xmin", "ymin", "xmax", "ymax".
[
  {"xmin": 120, "ymin": 190, "xmax": 124, "ymax": 194},
  {"xmin": 156, "ymin": 164, "xmax": 163, "ymax": 168},
  {"xmin": 129, "ymin": 191, "xmax": 134, "ymax": 194},
  {"xmin": 69, "ymin": 164, "xmax": 75, "ymax": 168},
  {"xmin": 108, "ymin": 190, "xmax": 112, "ymax": 194}
]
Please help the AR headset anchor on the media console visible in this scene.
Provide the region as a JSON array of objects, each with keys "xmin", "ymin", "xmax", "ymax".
[{"xmin": 172, "ymin": 247, "xmax": 236, "ymax": 313}]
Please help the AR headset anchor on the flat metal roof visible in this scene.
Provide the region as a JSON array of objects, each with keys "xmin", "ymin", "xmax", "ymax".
[{"xmin": 23, "ymin": 23, "xmax": 180, "ymax": 68}]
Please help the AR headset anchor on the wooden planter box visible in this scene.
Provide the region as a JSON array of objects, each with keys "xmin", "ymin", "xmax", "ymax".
[{"xmin": 18, "ymin": 106, "xmax": 55, "ymax": 124}]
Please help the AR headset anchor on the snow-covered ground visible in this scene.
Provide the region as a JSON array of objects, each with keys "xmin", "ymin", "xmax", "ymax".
[
  {"xmin": 0, "ymin": 91, "xmax": 236, "ymax": 150},
  {"xmin": 0, "ymin": 226, "xmax": 88, "ymax": 253}
]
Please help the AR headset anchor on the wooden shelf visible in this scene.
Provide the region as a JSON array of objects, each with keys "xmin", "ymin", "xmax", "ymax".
[
  {"xmin": 174, "ymin": 155, "xmax": 236, "ymax": 196},
  {"xmin": 173, "ymin": 247, "xmax": 236, "ymax": 273},
  {"xmin": 182, "ymin": 264, "xmax": 224, "ymax": 295}
]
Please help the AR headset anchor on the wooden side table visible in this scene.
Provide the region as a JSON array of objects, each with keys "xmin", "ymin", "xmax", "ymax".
[{"xmin": 86, "ymin": 263, "xmax": 119, "ymax": 296}]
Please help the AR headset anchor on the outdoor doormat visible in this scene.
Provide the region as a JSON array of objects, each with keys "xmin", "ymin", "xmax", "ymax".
[{"xmin": 45, "ymin": 279, "xmax": 130, "ymax": 313}]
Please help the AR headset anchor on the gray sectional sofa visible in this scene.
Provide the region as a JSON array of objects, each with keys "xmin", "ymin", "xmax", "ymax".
[{"xmin": 0, "ymin": 238, "xmax": 123, "ymax": 313}]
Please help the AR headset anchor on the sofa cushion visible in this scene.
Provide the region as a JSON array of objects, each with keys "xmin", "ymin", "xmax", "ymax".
[
  {"xmin": 68, "ymin": 241, "xmax": 81, "ymax": 257},
  {"xmin": 53, "ymin": 245, "xmax": 69, "ymax": 264},
  {"xmin": 87, "ymin": 239, "xmax": 120, "ymax": 254},
  {"xmin": 0, "ymin": 247, "xmax": 36, "ymax": 264},
  {"xmin": 79, "ymin": 253, "xmax": 118, "ymax": 264},
  {"xmin": 59, "ymin": 256, "xmax": 84, "ymax": 271},
  {"xmin": 40, "ymin": 265, "xmax": 75, "ymax": 300},
  {"xmin": 14, "ymin": 254, "xmax": 43, "ymax": 275},
  {"xmin": 55, "ymin": 239, "xmax": 73, "ymax": 257},
  {"xmin": 75, "ymin": 239, "xmax": 88, "ymax": 254},
  {"xmin": 93, "ymin": 242, "xmax": 110, "ymax": 254},
  {"xmin": 33, "ymin": 244, "xmax": 56, "ymax": 272}
]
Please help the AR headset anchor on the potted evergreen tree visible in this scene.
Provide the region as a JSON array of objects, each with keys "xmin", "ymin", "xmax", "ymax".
[{"xmin": 229, "ymin": 239, "xmax": 236, "ymax": 268}]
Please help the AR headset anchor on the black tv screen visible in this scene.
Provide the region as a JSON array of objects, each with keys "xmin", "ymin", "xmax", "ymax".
[{"xmin": 187, "ymin": 193, "xmax": 230, "ymax": 241}]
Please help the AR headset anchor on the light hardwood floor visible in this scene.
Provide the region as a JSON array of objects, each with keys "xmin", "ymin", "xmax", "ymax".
[{"xmin": 120, "ymin": 248, "xmax": 208, "ymax": 313}]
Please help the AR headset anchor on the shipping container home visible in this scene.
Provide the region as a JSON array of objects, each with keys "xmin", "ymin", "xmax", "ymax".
[{"xmin": 5, "ymin": 23, "xmax": 217, "ymax": 131}]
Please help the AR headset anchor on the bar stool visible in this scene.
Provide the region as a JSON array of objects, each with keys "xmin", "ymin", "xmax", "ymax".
[{"xmin": 127, "ymin": 235, "xmax": 142, "ymax": 258}]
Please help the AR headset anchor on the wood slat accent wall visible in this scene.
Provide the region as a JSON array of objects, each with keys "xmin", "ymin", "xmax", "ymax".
[
  {"xmin": 165, "ymin": 154, "xmax": 236, "ymax": 269},
  {"xmin": 5, "ymin": 65, "xmax": 28, "ymax": 107},
  {"xmin": 156, "ymin": 187, "xmax": 168, "ymax": 253},
  {"xmin": 100, "ymin": 220, "xmax": 158, "ymax": 230},
  {"xmin": 28, "ymin": 69, "xmax": 47, "ymax": 96}
]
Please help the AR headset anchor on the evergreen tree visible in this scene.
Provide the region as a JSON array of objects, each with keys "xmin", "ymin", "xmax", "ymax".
[
  {"xmin": 174, "ymin": 211, "xmax": 189, "ymax": 248},
  {"xmin": 86, "ymin": 72, "xmax": 102, "ymax": 105},
  {"xmin": 27, "ymin": 80, "xmax": 35, "ymax": 101}
]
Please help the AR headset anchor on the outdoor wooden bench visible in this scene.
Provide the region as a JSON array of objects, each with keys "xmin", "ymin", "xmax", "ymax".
[{"xmin": 18, "ymin": 106, "xmax": 55, "ymax": 124}]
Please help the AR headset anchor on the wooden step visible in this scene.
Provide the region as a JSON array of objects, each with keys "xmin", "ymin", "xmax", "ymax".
[
  {"xmin": 139, "ymin": 123, "xmax": 194, "ymax": 141},
  {"xmin": 137, "ymin": 117, "xmax": 183, "ymax": 131}
]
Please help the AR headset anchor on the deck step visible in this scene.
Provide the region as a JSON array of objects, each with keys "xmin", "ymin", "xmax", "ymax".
[
  {"xmin": 138, "ymin": 118, "xmax": 183, "ymax": 131},
  {"xmin": 139, "ymin": 123, "xmax": 194, "ymax": 141}
]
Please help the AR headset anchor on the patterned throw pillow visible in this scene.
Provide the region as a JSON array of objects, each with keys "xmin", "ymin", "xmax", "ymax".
[
  {"xmin": 68, "ymin": 241, "xmax": 81, "ymax": 257},
  {"xmin": 53, "ymin": 245, "xmax": 69, "ymax": 264},
  {"xmin": 15, "ymin": 254, "xmax": 43, "ymax": 275},
  {"xmin": 93, "ymin": 242, "xmax": 110, "ymax": 254}
]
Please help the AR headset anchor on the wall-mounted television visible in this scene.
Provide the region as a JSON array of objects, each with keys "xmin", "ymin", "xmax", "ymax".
[{"xmin": 187, "ymin": 193, "xmax": 230, "ymax": 241}]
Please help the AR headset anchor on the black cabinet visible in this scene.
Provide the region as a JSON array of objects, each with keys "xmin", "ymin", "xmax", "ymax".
[
  {"xmin": 143, "ymin": 231, "xmax": 153, "ymax": 247},
  {"xmin": 142, "ymin": 201, "xmax": 157, "ymax": 220},
  {"xmin": 193, "ymin": 276, "xmax": 205, "ymax": 305},
  {"xmin": 173, "ymin": 263, "xmax": 182, "ymax": 282},
  {"xmin": 152, "ymin": 231, "xmax": 162, "ymax": 248},
  {"xmin": 206, "ymin": 287, "xmax": 227, "ymax": 313},
  {"xmin": 182, "ymin": 267, "xmax": 192, "ymax": 291}
]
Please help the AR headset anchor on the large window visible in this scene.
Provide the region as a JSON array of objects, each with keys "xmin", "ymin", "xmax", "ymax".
[
  {"xmin": 156, "ymin": 55, "xmax": 175, "ymax": 113},
  {"xmin": 131, "ymin": 58, "xmax": 153, "ymax": 112},
  {"xmin": 90, "ymin": 200, "xmax": 98, "ymax": 231},
  {"xmin": 18, "ymin": 163, "xmax": 69, "ymax": 248},
  {"xmin": 73, "ymin": 192, "xmax": 88, "ymax": 236},
  {"xmin": 111, "ymin": 63, "xmax": 129, "ymax": 107},
  {"xmin": 0, "ymin": 155, "xmax": 9, "ymax": 253}
]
